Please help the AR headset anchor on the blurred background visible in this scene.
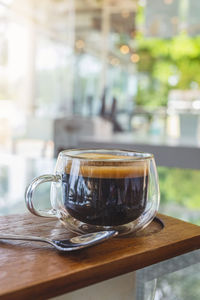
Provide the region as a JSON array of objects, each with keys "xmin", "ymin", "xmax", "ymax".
[
  {"xmin": 0, "ymin": 0, "xmax": 200, "ymax": 223},
  {"xmin": 1, "ymin": 0, "xmax": 200, "ymax": 155}
]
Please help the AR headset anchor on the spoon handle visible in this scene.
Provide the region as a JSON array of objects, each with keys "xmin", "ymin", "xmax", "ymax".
[{"xmin": 0, "ymin": 234, "xmax": 49, "ymax": 244}]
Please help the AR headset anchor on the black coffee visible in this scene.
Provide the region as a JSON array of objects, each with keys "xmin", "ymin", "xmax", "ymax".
[{"xmin": 62, "ymin": 164, "xmax": 148, "ymax": 226}]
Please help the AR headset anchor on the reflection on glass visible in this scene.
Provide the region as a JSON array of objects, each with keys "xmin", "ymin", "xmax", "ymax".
[
  {"xmin": 136, "ymin": 250, "xmax": 200, "ymax": 300},
  {"xmin": 154, "ymin": 264, "xmax": 200, "ymax": 300}
]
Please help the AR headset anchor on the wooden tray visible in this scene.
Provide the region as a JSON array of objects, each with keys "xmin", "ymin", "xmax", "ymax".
[{"xmin": 0, "ymin": 213, "xmax": 199, "ymax": 300}]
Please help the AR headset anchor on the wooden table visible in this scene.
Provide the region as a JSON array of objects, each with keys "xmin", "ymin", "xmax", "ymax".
[{"xmin": 0, "ymin": 213, "xmax": 199, "ymax": 300}]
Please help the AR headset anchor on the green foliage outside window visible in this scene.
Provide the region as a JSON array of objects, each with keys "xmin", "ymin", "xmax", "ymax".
[
  {"xmin": 135, "ymin": 33, "xmax": 200, "ymax": 107},
  {"xmin": 158, "ymin": 166, "xmax": 200, "ymax": 225}
]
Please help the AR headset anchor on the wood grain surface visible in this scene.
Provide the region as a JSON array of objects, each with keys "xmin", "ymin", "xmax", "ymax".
[{"xmin": 0, "ymin": 213, "xmax": 199, "ymax": 300}]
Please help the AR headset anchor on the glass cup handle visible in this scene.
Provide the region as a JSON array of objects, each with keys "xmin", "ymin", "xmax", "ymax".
[{"xmin": 25, "ymin": 174, "xmax": 61, "ymax": 218}]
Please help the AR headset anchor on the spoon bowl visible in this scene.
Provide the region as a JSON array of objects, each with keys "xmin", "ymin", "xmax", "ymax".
[{"xmin": 0, "ymin": 230, "xmax": 118, "ymax": 251}]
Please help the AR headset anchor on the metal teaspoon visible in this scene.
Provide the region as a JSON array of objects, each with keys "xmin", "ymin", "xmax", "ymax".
[{"xmin": 0, "ymin": 230, "xmax": 118, "ymax": 251}]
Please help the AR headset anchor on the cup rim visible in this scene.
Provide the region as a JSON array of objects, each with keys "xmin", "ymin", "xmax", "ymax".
[{"xmin": 59, "ymin": 149, "xmax": 154, "ymax": 161}]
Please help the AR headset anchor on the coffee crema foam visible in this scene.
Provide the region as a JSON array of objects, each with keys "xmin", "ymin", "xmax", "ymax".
[
  {"xmin": 71, "ymin": 153, "xmax": 134, "ymax": 160},
  {"xmin": 65, "ymin": 152, "xmax": 149, "ymax": 178}
]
